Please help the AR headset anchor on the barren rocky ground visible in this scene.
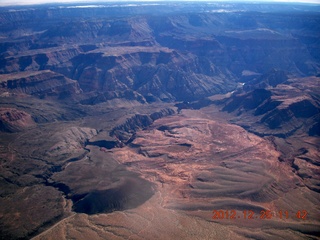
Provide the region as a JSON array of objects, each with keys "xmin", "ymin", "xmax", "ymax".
[{"xmin": 0, "ymin": 2, "xmax": 319, "ymax": 240}]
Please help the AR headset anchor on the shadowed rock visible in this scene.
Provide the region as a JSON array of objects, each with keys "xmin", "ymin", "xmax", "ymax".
[{"xmin": 73, "ymin": 178, "xmax": 154, "ymax": 215}]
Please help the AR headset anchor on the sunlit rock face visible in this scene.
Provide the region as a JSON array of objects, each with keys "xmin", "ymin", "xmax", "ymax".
[{"xmin": 0, "ymin": 2, "xmax": 319, "ymax": 240}]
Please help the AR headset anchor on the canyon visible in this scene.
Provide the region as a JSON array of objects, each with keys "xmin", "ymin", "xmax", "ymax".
[{"xmin": 0, "ymin": 2, "xmax": 319, "ymax": 240}]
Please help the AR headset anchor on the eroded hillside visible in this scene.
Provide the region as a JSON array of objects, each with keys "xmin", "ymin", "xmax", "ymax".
[{"xmin": 0, "ymin": 2, "xmax": 319, "ymax": 240}]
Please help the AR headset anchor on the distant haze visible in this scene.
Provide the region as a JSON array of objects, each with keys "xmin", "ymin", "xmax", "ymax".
[{"xmin": 1, "ymin": 0, "xmax": 320, "ymax": 7}]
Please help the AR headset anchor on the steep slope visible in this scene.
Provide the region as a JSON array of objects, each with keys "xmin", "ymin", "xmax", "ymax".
[
  {"xmin": 0, "ymin": 2, "xmax": 319, "ymax": 240},
  {"xmin": 214, "ymin": 75, "xmax": 320, "ymax": 203},
  {"xmin": 0, "ymin": 4, "xmax": 319, "ymax": 105},
  {"xmin": 63, "ymin": 47, "xmax": 236, "ymax": 102},
  {"xmin": 220, "ymin": 74, "xmax": 320, "ymax": 138},
  {"xmin": 0, "ymin": 70, "xmax": 81, "ymax": 99}
]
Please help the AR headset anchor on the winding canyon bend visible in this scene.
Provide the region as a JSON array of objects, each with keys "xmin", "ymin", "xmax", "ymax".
[{"xmin": 0, "ymin": 2, "xmax": 319, "ymax": 240}]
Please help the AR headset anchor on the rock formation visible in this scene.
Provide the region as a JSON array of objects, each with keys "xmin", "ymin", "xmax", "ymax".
[
  {"xmin": 0, "ymin": 2, "xmax": 319, "ymax": 240},
  {"xmin": 220, "ymin": 76, "xmax": 320, "ymax": 137},
  {"xmin": 0, "ymin": 107, "xmax": 35, "ymax": 132},
  {"xmin": 0, "ymin": 70, "xmax": 81, "ymax": 99}
]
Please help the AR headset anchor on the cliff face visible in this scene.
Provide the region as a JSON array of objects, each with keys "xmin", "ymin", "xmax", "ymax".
[
  {"xmin": 243, "ymin": 69, "xmax": 289, "ymax": 90},
  {"xmin": 0, "ymin": 70, "xmax": 81, "ymax": 98},
  {"xmin": 0, "ymin": 3, "xmax": 319, "ymax": 240},
  {"xmin": 1, "ymin": 5, "xmax": 319, "ymax": 104},
  {"xmin": 64, "ymin": 47, "xmax": 236, "ymax": 102},
  {"xmin": 220, "ymin": 76, "xmax": 320, "ymax": 137},
  {"xmin": 0, "ymin": 48, "xmax": 82, "ymax": 74},
  {"xmin": 110, "ymin": 108, "xmax": 175, "ymax": 142}
]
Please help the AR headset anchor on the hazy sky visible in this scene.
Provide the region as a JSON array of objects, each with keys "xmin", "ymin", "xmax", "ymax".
[{"xmin": 1, "ymin": 0, "xmax": 319, "ymax": 6}]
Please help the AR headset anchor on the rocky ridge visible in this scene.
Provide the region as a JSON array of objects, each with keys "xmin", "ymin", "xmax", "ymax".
[
  {"xmin": 220, "ymin": 75, "xmax": 320, "ymax": 138},
  {"xmin": 0, "ymin": 70, "xmax": 81, "ymax": 99},
  {"xmin": 0, "ymin": 2, "xmax": 319, "ymax": 240},
  {"xmin": 110, "ymin": 108, "xmax": 176, "ymax": 142},
  {"xmin": 1, "ymin": 4, "xmax": 319, "ymax": 104}
]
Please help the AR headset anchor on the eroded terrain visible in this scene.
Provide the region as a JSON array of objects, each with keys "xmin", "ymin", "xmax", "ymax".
[
  {"xmin": 24, "ymin": 107, "xmax": 319, "ymax": 240},
  {"xmin": 0, "ymin": 2, "xmax": 319, "ymax": 240}
]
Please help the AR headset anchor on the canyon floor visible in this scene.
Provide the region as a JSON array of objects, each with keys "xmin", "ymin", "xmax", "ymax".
[
  {"xmin": 26, "ymin": 105, "xmax": 318, "ymax": 240},
  {"xmin": 1, "ymin": 94, "xmax": 319, "ymax": 240},
  {"xmin": 0, "ymin": 2, "xmax": 319, "ymax": 240},
  {"xmin": 2, "ymin": 99, "xmax": 318, "ymax": 240}
]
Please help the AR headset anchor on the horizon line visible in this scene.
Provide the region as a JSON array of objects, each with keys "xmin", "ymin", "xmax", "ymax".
[{"xmin": 1, "ymin": 0, "xmax": 320, "ymax": 7}]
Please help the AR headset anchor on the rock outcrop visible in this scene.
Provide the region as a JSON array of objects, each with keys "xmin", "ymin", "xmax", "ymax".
[
  {"xmin": 48, "ymin": 127, "xmax": 98, "ymax": 156},
  {"xmin": 0, "ymin": 70, "xmax": 81, "ymax": 99},
  {"xmin": 0, "ymin": 108, "xmax": 35, "ymax": 132},
  {"xmin": 110, "ymin": 108, "xmax": 175, "ymax": 142},
  {"xmin": 243, "ymin": 69, "xmax": 289, "ymax": 91},
  {"xmin": 62, "ymin": 47, "xmax": 236, "ymax": 102},
  {"xmin": 0, "ymin": 3, "xmax": 319, "ymax": 240},
  {"xmin": 1, "ymin": 4, "xmax": 319, "ymax": 104},
  {"xmin": 220, "ymin": 76, "xmax": 320, "ymax": 137}
]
